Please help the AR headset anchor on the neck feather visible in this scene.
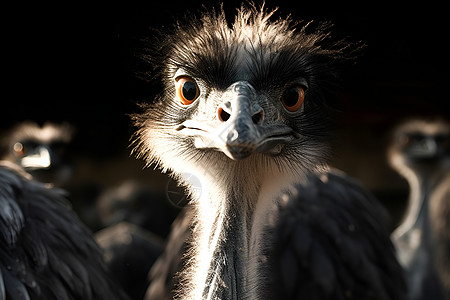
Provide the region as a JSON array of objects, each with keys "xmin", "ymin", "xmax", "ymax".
[{"xmin": 175, "ymin": 156, "xmax": 305, "ymax": 299}]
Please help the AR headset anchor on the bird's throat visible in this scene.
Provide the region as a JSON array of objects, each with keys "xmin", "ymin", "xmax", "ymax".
[
  {"xmin": 179, "ymin": 166, "xmax": 293, "ymax": 299},
  {"xmin": 186, "ymin": 184, "xmax": 254, "ymax": 299}
]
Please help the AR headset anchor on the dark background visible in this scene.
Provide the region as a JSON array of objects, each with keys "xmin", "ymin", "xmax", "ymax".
[{"xmin": 3, "ymin": 1, "xmax": 449, "ymax": 228}]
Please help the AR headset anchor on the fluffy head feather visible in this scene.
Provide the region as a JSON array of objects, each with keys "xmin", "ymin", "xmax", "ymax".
[
  {"xmin": 388, "ymin": 117, "xmax": 450, "ymax": 180},
  {"xmin": 2, "ymin": 122, "xmax": 73, "ymax": 146},
  {"xmin": 132, "ymin": 5, "xmax": 358, "ymax": 185}
]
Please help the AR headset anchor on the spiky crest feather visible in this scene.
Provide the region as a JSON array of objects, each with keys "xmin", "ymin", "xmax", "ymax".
[{"xmin": 132, "ymin": 4, "xmax": 358, "ymax": 175}]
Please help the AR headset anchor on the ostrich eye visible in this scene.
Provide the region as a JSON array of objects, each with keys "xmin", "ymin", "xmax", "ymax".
[
  {"xmin": 398, "ymin": 134, "xmax": 411, "ymax": 147},
  {"xmin": 176, "ymin": 77, "xmax": 200, "ymax": 105},
  {"xmin": 13, "ymin": 142, "xmax": 25, "ymax": 157},
  {"xmin": 281, "ymin": 86, "xmax": 305, "ymax": 112}
]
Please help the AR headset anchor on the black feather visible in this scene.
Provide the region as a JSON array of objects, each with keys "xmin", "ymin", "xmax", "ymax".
[
  {"xmin": 265, "ymin": 171, "xmax": 407, "ymax": 300},
  {"xmin": 0, "ymin": 163, "xmax": 128, "ymax": 300}
]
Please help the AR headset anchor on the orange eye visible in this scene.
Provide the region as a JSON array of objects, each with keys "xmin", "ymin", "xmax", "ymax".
[
  {"xmin": 176, "ymin": 77, "xmax": 200, "ymax": 105},
  {"xmin": 398, "ymin": 134, "xmax": 411, "ymax": 147},
  {"xmin": 281, "ymin": 86, "xmax": 305, "ymax": 112},
  {"xmin": 13, "ymin": 142, "xmax": 25, "ymax": 157}
]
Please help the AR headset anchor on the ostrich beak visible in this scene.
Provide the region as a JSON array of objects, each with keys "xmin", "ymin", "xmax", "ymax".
[
  {"xmin": 21, "ymin": 146, "xmax": 52, "ymax": 169},
  {"xmin": 412, "ymin": 137, "xmax": 439, "ymax": 159},
  {"xmin": 177, "ymin": 81, "xmax": 296, "ymax": 160}
]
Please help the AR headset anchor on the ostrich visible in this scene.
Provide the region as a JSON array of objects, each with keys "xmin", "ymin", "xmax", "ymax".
[
  {"xmin": 1, "ymin": 121, "xmax": 74, "ymax": 187},
  {"xmin": 95, "ymin": 221, "xmax": 164, "ymax": 300},
  {"xmin": 0, "ymin": 161, "xmax": 128, "ymax": 300},
  {"xmin": 133, "ymin": 5, "xmax": 407, "ymax": 299},
  {"xmin": 96, "ymin": 180, "xmax": 178, "ymax": 238},
  {"xmin": 388, "ymin": 118, "xmax": 450, "ymax": 299}
]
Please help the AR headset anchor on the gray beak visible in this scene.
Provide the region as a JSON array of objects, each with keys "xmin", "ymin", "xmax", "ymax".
[
  {"xmin": 216, "ymin": 81, "xmax": 265, "ymax": 160},
  {"xmin": 21, "ymin": 146, "xmax": 51, "ymax": 169},
  {"xmin": 413, "ymin": 137, "xmax": 438, "ymax": 158}
]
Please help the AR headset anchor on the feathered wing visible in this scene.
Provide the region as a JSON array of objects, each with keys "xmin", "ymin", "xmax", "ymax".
[
  {"xmin": 264, "ymin": 171, "xmax": 407, "ymax": 300},
  {"xmin": 0, "ymin": 164, "xmax": 128, "ymax": 300}
]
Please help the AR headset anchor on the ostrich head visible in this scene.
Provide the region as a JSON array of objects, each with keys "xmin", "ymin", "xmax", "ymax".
[
  {"xmin": 1, "ymin": 121, "xmax": 74, "ymax": 186},
  {"xmin": 132, "ymin": 5, "xmax": 355, "ymax": 193},
  {"xmin": 388, "ymin": 118, "xmax": 450, "ymax": 181}
]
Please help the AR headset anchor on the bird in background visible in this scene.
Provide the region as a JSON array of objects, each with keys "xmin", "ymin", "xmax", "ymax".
[
  {"xmin": 0, "ymin": 161, "xmax": 128, "ymax": 300},
  {"xmin": 388, "ymin": 118, "xmax": 450, "ymax": 300},
  {"xmin": 95, "ymin": 221, "xmax": 164, "ymax": 300},
  {"xmin": 132, "ymin": 4, "xmax": 407, "ymax": 299},
  {"xmin": 0, "ymin": 121, "xmax": 74, "ymax": 187},
  {"xmin": 96, "ymin": 180, "xmax": 179, "ymax": 238},
  {"xmin": 0, "ymin": 122, "xmax": 173, "ymax": 300}
]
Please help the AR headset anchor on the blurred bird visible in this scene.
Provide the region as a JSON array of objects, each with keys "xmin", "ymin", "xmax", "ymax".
[
  {"xmin": 1, "ymin": 121, "xmax": 74, "ymax": 187},
  {"xmin": 95, "ymin": 222, "xmax": 164, "ymax": 300},
  {"xmin": 94, "ymin": 182, "xmax": 177, "ymax": 300},
  {"xmin": 144, "ymin": 209, "xmax": 191, "ymax": 300},
  {"xmin": 96, "ymin": 181, "xmax": 179, "ymax": 238},
  {"xmin": 133, "ymin": 5, "xmax": 407, "ymax": 299},
  {"xmin": 389, "ymin": 118, "xmax": 450, "ymax": 299},
  {"xmin": 0, "ymin": 161, "xmax": 128, "ymax": 300}
]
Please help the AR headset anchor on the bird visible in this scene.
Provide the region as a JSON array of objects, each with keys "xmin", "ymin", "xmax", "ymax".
[
  {"xmin": 94, "ymin": 181, "xmax": 180, "ymax": 300},
  {"xmin": 95, "ymin": 221, "xmax": 164, "ymax": 300},
  {"xmin": 388, "ymin": 118, "xmax": 450, "ymax": 300},
  {"xmin": 96, "ymin": 180, "xmax": 179, "ymax": 238},
  {"xmin": 0, "ymin": 121, "xmax": 74, "ymax": 187},
  {"xmin": 0, "ymin": 161, "xmax": 128, "ymax": 300},
  {"xmin": 132, "ymin": 5, "xmax": 407, "ymax": 299}
]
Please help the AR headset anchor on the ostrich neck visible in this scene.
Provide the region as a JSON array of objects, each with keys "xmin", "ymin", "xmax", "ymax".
[
  {"xmin": 394, "ymin": 169, "xmax": 434, "ymax": 239},
  {"xmin": 391, "ymin": 163, "xmax": 449, "ymax": 297},
  {"xmin": 190, "ymin": 186, "xmax": 254, "ymax": 299},
  {"xmin": 397, "ymin": 164, "xmax": 447, "ymax": 236},
  {"xmin": 391, "ymin": 164, "xmax": 446, "ymax": 272},
  {"xmin": 183, "ymin": 170, "xmax": 284, "ymax": 300}
]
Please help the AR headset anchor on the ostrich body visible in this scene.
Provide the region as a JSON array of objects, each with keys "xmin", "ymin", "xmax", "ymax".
[
  {"xmin": 389, "ymin": 119, "xmax": 450, "ymax": 299},
  {"xmin": 134, "ymin": 6, "xmax": 407, "ymax": 299},
  {"xmin": 0, "ymin": 162, "xmax": 127, "ymax": 300},
  {"xmin": 95, "ymin": 221, "xmax": 164, "ymax": 300}
]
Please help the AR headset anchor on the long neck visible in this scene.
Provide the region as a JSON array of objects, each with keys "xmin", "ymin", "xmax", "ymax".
[
  {"xmin": 393, "ymin": 169, "xmax": 424, "ymax": 238},
  {"xmin": 183, "ymin": 178, "xmax": 254, "ymax": 299},
  {"xmin": 393, "ymin": 164, "xmax": 443, "ymax": 239},
  {"xmin": 391, "ymin": 163, "xmax": 449, "ymax": 297},
  {"xmin": 179, "ymin": 165, "xmax": 293, "ymax": 300}
]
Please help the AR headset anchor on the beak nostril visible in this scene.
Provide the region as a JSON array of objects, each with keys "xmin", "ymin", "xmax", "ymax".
[
  {"xmin": 218, "ymin": 106, "xmax": 263, "ymax": 124},
  {"xmin": 252, "ymin": 110, "xmax": 264, "ymax": 124},
  {"xmin": 218, "ymin": 107, "xmax": 231, "ymax": 122}
]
